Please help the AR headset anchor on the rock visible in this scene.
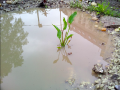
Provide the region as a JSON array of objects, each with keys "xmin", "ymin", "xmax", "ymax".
[
  {"xmin": 101, "ymin": 43, "xmax": 105, "ymax": 45},
  {"xmin": 10, "ymin": 7, "xmax": 14, "ymax": 11},
  {"xmin": 100, "ymin": 16, "xmax": 120, "ymax": 28},
  {"xmin": 97, "ymin": 27, "xmax": 102, "ymax": 30},
  {"xmin": 0, "ymin": 7, "xmax": 3, "ymax": 10},
  {"xmin": 5, "ymin": 9, "xmax": 10, "ymax": 12},
  {"xmin": 91, "ymin": 2, "xmax": 97, "ymax": 6},
  {"xmin": 115, "ymin": 85, "xmax": 120, "ymax": 90},
  {"xmin": 95, "ymin": 25, "xmax": 98, "ymax": 28},
  {"xmin": 15, "ymin": 8, "xmax": 19, "ymax": 11},
  {"xmin": 68, "ymin": 52, "xmax": 72, "ymax": 55},
  {"xmin": 106, "ymin": 25, "xmax": 120, "ymax": 28},
  {"xmin": 48, "ymin": 6, "xmax": 50, "ymax": 8},
  {"xmin": 87, "ymin": 11, "xmax": 90, "ymax": 14},
  {"xmin": 88, "ymin": 0, "xmax": 93, "ymax": 2},
  {"xmin": 94, "ymin": 79, "xmax": 101, "ymax": 84},
  {"xmin": 96, "ymin": 15, "xmax": 101, "ymax": 18},
  {"xmin": 92, "ymin": 17, "xmax": 98, "ymax": 21},
  {"xmin": 111, "ymin": 74, "xmax": 119, "ymax": 80},
  {"xmin": 101, "ymin": 28, "xmax": 106, "ymax": 31},
  {"xmin": 37, "ymin": 2, "xmax": 45, "ymax": 8},
  {"xmin": 115, "ymin": 27, "xmax": 120, "ymax": 32},
  {"xmin": 92, "ymin": 64, "xmax": 104, "ymax": 74},
  {"xmin": 82, "ymin": 9, "xmax": 85, "ymax": 12},
  {"xmin": 6, "ymin": 1, "xmax": 12, "ymax": 4}
]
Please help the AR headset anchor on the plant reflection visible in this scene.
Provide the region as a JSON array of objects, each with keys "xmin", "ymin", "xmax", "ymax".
[
  {"xmin": 37, "ymin": 8, "xmax": 50, "ymax": 28},
  {"xmin": 53, "ymin": 45, "xmax": 72, "ymax": 65},
  {"xmin": 1, "ymin": 13, "xmax": 28, "ymax": 84},
  {"xmin": 37, "ymin": 9, "xmax": 42, "ymax": 28}
]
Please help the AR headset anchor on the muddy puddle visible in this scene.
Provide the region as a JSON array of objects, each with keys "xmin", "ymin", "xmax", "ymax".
[{"xmin": 1, "ymin": 8, "xmax": 112, "ymax": 90}]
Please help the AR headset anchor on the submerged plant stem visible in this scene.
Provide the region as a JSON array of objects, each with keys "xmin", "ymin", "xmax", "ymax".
[{"xmin": 62, "ymin": 30, "xmax": 63, "ymax": 43}]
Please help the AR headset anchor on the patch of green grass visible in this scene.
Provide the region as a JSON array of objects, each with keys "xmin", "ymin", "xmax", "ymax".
[
  {"xmin": 70, "ymin": 1, "xmax": 120, "ymax": 17},
  {"xmin": 87, "ymin": 5, "xmax": 94, "ymax": 12},
  {"xmin": 87, "ymin": 1, "xmax": 120, "ymax": 17},
  {"xmin": 70, "ymin": 1, "xmax": 83, "ymax": 9}
]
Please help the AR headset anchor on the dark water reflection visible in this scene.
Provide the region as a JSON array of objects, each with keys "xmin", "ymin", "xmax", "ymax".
[{"xmin": 1, "ymin": 13, "xmax": 28, "ymax": 83}]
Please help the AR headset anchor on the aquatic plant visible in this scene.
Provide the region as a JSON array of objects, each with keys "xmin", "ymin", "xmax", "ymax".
[{"xmin": 52, "ymin": 11, "xmax": 77, "ymax": 48}]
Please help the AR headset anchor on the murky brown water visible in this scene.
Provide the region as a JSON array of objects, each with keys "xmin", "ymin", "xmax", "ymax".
[{"xmin": 1, "ymin": 8, "xmax": 111, "ymax": 90}]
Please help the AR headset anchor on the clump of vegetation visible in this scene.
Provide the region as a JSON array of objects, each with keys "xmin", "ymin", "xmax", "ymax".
[
  {"xmin": 52, "ymin": 11, "xmax": 77, "ymax": 48},
  {"xmin": 70, "ymin": 1, "xmax": 120, "ymax": 17},
  {"xmin": 87, "ymin": 1, "xmax": 120, "ymax": 17},
  {"xmin": 70, "ymin": 1, "xmax": 83, "ymax": 9}
]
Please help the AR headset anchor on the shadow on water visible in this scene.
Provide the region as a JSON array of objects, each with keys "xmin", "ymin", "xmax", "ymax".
[{"xmin": 1, "ymin": 13, "xmax": 28, "ymax": 84}]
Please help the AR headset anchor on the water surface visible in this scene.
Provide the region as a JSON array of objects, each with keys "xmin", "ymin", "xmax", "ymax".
[{"xmin": 1, "ymin": 8, "xmax": 111, "ymax": 90}]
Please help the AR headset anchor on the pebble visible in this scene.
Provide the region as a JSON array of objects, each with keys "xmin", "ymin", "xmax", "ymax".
[
  {"xmin": 115, "ymin": 85, "xmax": 120, "ymax": 90},
  {"xmin": 101, "ymin": 28, "xmax": 106, "ymax": 31},
  {"xmin": 68, "ymin": 52, "xmax": 72, "ymax": 55},
  {"xmin": 94, "ymin": 25, "xmax": 98, "ymax": 28},
  {"xmin": 101, "ymin": 43, "xmax": 105, "ymax": 45},
  {"xmin": 92, "ymin": 17, "xmax": 98, "ymax": 21},
  {"xmin": 0, "ymin": 7, "xmax": 3, "ymax": 10},
  {"xmin": 82, "ymin": 9, "xmax": 85, "ymax": 12}
]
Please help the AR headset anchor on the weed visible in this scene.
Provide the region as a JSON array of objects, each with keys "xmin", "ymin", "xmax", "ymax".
[
  {"xmin": 87, "ymin": 1, "xmax": 120, "ymax": 17},
  {"xmin": 45, "ymin": 5, "xmax": 47, "ymax": 8},
  {"xmin": 70, "ymin": 1, "xmax": 83, "ymax": 9},
  {"xmin": 87, "ymin": 5, "xmax": 94, "ymax": 12},
  {"xmin": 52, "ymin": 12, "xmax": 77, "ymax": 48}
]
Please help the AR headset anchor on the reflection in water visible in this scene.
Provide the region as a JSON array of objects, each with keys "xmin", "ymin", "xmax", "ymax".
[
  {"xmin": 37, "ymin": 8, "xmax": 50, "ymax": 28},
  {"xmin": 53, "ymin": 45, "xmax": 72, "ymax": 65},
  {"xmin": 37, "ymin": 9, "xmax": 42, "ymax": 28},
  {"xmin": 1, "ymin": 13, "xmax": 28, "ymax": 83},
  {"xmin": 61, "ymin": 8, "xmax": 112, "ymax": 61},
  {"xmin": 40, "ymin": 8, "xmax": 49, "ymax": 17},
  {"xmin": 0, "ymin": 8, "xmax": 111, "ymax": 90}
]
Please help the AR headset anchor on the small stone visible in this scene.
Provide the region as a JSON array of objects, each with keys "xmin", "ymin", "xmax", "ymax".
[
  {"xmin": 101, "ymin": 43, "xmax": 105, "ymax": 45},
  {"xmin": 96, "ymin": 15, "xmax": 101, "ymax": 18},
  {"xmin": 92, "ymin": 64, "xmax": 104, "ymax": 74},
  {"xmin": 115, "ymin": 85, "xmax": 120, "ymax": 90},
  {"xmin": 101, "ymin": 28, "xmax": 106, "ymax": 31},
  {"xmin": 97, "ymin": 27, "xmax": 102, "ymax": 30},
  {"xmin": 115, "ymin": 28, "xmax": 120, "ymax": 32},
  {"xmin": 6, "ymin": 1, "xmax": 12, "ymax": 4},
  {"xmin": 65, "ymin": 80, "xmax": 68, "ymax": 83},
  {"xmin": 91, "ymin": 2, "xmax": 97, "ymax": 6},
  {"xmin": 0, "ymin": 7, "xmax": 3, "ymax": 10},
  {"xmin": 82, "ymin": 9, "xmax": 85, "ymax": 12},
  {"xmin": 111, "ymin": 74, "xmax": 119, "ymax": 80},
  {"xmin": 95, "ymin": 25, "xmax": 98, "ymax": 28},
  {"xmin": 68, "ymin": 52, "xmax": 72, "ymax": 55},
  {"xmin": 92, "ymin": 17, "xmax": 98, "ymax": 21}
]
